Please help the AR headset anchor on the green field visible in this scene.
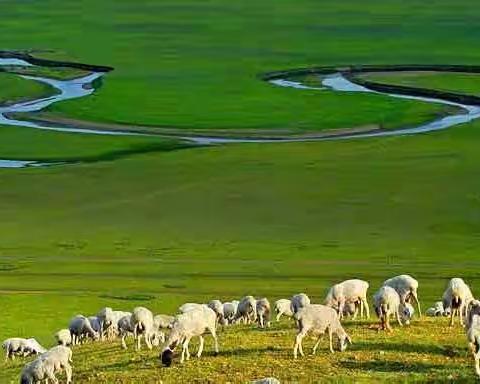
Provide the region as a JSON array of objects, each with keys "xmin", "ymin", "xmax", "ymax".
[
  {"xmin": 358, "ymin": 71, "xmax": 480, "ymax": 96},
  {"xmin": 2, "ymin": 0, "xmax": 480, "ymax": 382},
  {"xmin": 0, "ymin": 72, "xmax": 54, "ymax": 106}
]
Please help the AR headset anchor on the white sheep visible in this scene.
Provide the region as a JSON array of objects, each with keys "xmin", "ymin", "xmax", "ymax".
[
  {"xmin": 117, "ymin": 312, "xmax": 164, "ymax": 350},
  {"xmin": 274, "ymin": 299, "xmax": 293, "ymax": 321},
  {"xmin": 69, "ymin": 315, "xmax": 99, "ymax": 345},
  {"xmin": 235, "ymin": 296, "xmax": 257, "ymax": 324},
  {"xmin": 256, "ymin": 298, "xmax": 271, "ymax": 328},
  {"xmin": 442, "ymin": 278, "xmax": 474, "ymax": 326},
  {"xmin": 382, "ymin": 275, "xmax": 421, "ymax": 317},
  {"xmin": 131, "ymin": 307, "xmax": 158, "ymax": 350},
  {"xmin": 161, "ymin": 306, "xmax": 219, "ymax": 366},
  {"xmin": 208, "ymin": 300, "xmax": 226, "ymax": 325},
  {"xmin": 324, "ymin": 279, "xmax": 370, "ymax": 319},
  {"xmin": 179, "ymin": 302, "xmax": 207, "ymax": 313},
  {"xmin": 154, "ymin": 314, "xmax": 175, "ymax": 329},
  {"xmin": 54, "ymin": 329, "xmax": 72, "ymax": 347},
  {"xmin": 2, "ymin": 338, "xmax": 46, "ymax": 361},
  {"xmin": 88, "ymin": 316, "xmax": 102, "ymax": 334},
  {"xmin": 425, "ymin": 301, "xmax": 445, "ymax": 317},
  {"xmin": 373, "ymin": 286, "xmax": 414, "ymax": 331},
  {"xmin": 291, "ymin": 293, "xmax": 311, "ymax": 314},
  {"xmin": 293, "ymin": 304, "xmax": 352, "ymax": 358},
  {"xmin": 222, "ymin": 302, "xmax": 238, "ymax": 324},
  {"xmin": 466, "ymin": 301, "xmax": 480, "ymax": 377},
  {"xmin": 20, "ymin": 345, "xmax": 72, "ymax": 384},
  {"xmin": 96, "ymin": 308, "xmax": 130, "ymax": 340}
]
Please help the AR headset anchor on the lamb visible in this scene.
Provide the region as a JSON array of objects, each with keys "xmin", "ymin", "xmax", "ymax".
[
  {"xmin": 382, "ymin": 275, "xmax": 421, "ymax": 317},
  {"xmin": 442, "ymin": 278, "xmax": 475, "ymax": 326},
  {"xmin": 256, "ymin": 298, "xmax": 271, "ymax": 328},
  {"xmin": 466, "ymin": 301, "xmax": 480, "ymax": 377},
  {"xmin": 291, "ymin": 293, "xmax": 311, "ymax": 314},
  {"xmin": 161, "ymin": 306, "xmax": 219, "ymax": 366},
  {"xmin": 222, "ymin": 301, "xmax": 238, "ymax": 324},
  {"xmin": 235, "ymin": 296, "xmax": 257, "ymax": 324},
  {"xmin": 2, "ymin": 338, "xmax": 46, "ymax": 361},
  {"xmin": 373, "ymin": 286, "xmax": 414, "ymax": 331},
  {"xmin": 425, "ymin": 301, "xmax": 445, "ymax": 317},
  {"xmin": 293, "ymin": 304, "xmax": 351, "ymax": 358},
  {"xmin": 54, "ymin": 329, "xmax": 72, "ymax": 347},
  {"xmin": 20, "ymin": 345, "xmax": 72, "ymax": 384},
  {"xmin": 131, "ymin": 306, "xmax": 158, "ymax": 350},
  {"xmin": 69, "ymin": 315, "xmax": 99, "ymax": 345},
  {"xmin": 324, "ymin": 279, "xmax": 370, "ymax": 319},
  {"xmin": 208, "ymin": 300, "xmax": 226, "ymax": 325},
  {"xmin": 274, "ymin": 299, "xmax": 293, "ymax": 321}
]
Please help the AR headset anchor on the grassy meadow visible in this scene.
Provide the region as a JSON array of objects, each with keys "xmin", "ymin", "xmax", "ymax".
[{"xmin": 2, "ymin": 0, "xmax": 480, "ymax": 382}]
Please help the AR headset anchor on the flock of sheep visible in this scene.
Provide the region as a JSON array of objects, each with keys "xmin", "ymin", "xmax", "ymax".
[{"xmin": 3, "ymin": 274, "xmax": 480, "ymax": 383}]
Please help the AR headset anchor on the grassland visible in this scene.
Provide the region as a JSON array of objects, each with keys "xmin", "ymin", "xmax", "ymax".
[
  {"xmin": 358, "ymin": 71, "xmax": 480, "ymax": 96},
  {"xmin": 0, "ymin": 72, "xmax": 54, "ymax": 106}
]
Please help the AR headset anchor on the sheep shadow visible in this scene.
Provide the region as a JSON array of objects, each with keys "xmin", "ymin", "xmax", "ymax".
[
  {"xmin": 338, "ymin": 359, "xmax": 445, "ymax": 374},
  {"xmin": 353, "ymin": 341, "xmax": 463, "ymax": 357}
]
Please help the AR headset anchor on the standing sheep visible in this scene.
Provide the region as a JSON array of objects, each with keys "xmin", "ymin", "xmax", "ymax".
[
  {"xmin": 20, "ymin": 345, "xmax": 72, "ymax": 384},
  {"xmin": 291, "ymin": 293, "xmax": 310, "ymax": 314},
  {"xmin": 54, "ymin": 329, "xmax": 72, "ymax": 347},
  {"xmin": 256, "ymin": 298, "xmax": 271, "ymax": 328},
  {"xmin": 324, "ymin": 279, "xmax": 370, "ymax": 319},
  {"xmin": 293, "ymin": 304, "xmax": 351, "ymax": 358},
  {"xmin": 443, "ymin": 278, "xmax": 474, "ymax": 326},
  {"xmin": 373, "ymin": 286, "xmax": 414, "ymax": 331},
  {"xmin": 208, "ymin": 300, "xmax": 226, "ymax": 326},
  {"xmin": 466, "ymin": 301, "xmax": 480, "ymax": 377},
  {"xmin": 222, "ymin": 302, "xmax": 238, "ymax": 324},
  {"xmin": 154, "ymin": 314, "xmax": 175, "ymax": 329},
  {"xmin": 2, "ymin": 338, "xmax": 46, "ymax": 361},
  {"xmin": 235, "ymin": 296, "xmax": 257, "ymax": 324},
  {"xmin": 69, "ymin": 315, "xmax": 99, "ymax": 345},
  {"xmin": 131, "ymin": 307, "xmax": 157, "ymax": 350},
  {"xmin": 382, "ymin": 275, "xmax": 421, "ymax": 317},
  {"xmin": 161, "ymin": 306, "xmax": 219, "ymax": 366},
  {"xmin": 274, "ymin": 299, "xmax": 293, "ymax": 321}
]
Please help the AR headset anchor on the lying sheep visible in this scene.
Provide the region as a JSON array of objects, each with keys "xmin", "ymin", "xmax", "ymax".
[
  {"xmin": 20, "ymin": 345, "xmax": 72, "ymax": 384},
  {"xmin": 324, "ymin": 279, "xmax": 370, "ymax": 319},
  {"xmin": 426, "ymin": 301, "xmax": 445, "ymax": 317},
  {"xmin": 443, "ymin": 278, "xmax": 474, "ymax": 326},
  {"xmin": 208, "ymin": 300, "xmax": 226, "ymax": 326},
  {"xmin": 274, "ymin": 299, "xmax": 293, "ymax": 321},
  {"xmin": 54, "ymin": 329, "xmax": 72, "ymax": 347},
  {"xmin": 293, "ymin": 304, "xmax": 351, "ymax": 358},
  {"xmin": 291, "ymin": 293, "xmax": 310, "ymax": 314},
  {"xmin": 69, "ymin": 315, "xmax": 99, "ymax": 345},
  {"xmin": 2, "ymin": 338, "xmax": 46, "ymax": 361},
  {"xmin": 118, "ymin": 313, "xmax": 164, "ymax": 350},
  {"xmin": 256, "ymin": 298, "xmax": 271, "ymax": 328},
  {"xmin": 132, "ymin": 307, "xmax": 158, "ymax": 350},
  {"xmin": 466, "ymin": 301, "xmax": 480, "ymax": 377},
  {"xmin": 383, "ymin": 275, "xmax": 421, "ymax": 317},
  {"xmin": 235, "ymin": 296, "xmax": 257, "ymax": 324},
  {"xmin": 161, "ymin": 306, "xmax": 219, "ymax": 366},
  {"xmin": 373, "ymin": 286, "xmax": 414, "ymax": 331}
]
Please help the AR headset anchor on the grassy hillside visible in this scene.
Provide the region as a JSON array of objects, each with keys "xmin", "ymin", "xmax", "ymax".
[{"xmin": 3, "ymin": 0, "xmax": 480, "ymax": 130}]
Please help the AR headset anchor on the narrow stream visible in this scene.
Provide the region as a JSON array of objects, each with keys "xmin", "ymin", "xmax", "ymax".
[{"xmin": 1, "ymin": 58, "xmax": 480, "ymax": 167}]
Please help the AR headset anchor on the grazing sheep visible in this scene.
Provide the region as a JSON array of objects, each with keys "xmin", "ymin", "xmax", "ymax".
[
  {"xmin": 131, "ymin": 307, "xmax": 158, "ymax": 350},
  {"xmin": 342, "ymin": 301, "xmax": 360, "ymax": 318},
  {"xmin": 373, "ymin": 286, "xmax": 413, "ymax": 331},
  {"xmin": 161, "ymin": 306, "xmax": 219, "ymax": 366},
  {"xmin": 88, "ymin": 316, "xmax": 102, "ymax": 334},
  {"xmin": 235, "ymin": 296, "xmax": 257, "ymax": 324},
  {"xmin": 2, "ymin": 338, "xmax": 46, "ymax": 361},
  {"xmin": 208, "ymin": 300, "xmax": 226, "ymax": 325},
  {"xmin": 20, "ymin": 345, "xmax": 72, "ymax": 384},
  {"xmin": 442, "ymin": 278, "xmax": 475, "ymax": 326},
  {"xmin": 69, "ymin": 315, "xmax": 99, "ymax": 345},
  {"xmin": 256, "ymin": 298, "xmax": 271, "ymax": 328},
  {"xmin": 179, "ymin": 303, "xmax": 207, "ymax": 313},
  {"xmin": 291, "ymin": 293, "xmax": 311, "ymax": 314},
  {"xmin": 466, "ymin": 301, "xmax": 480, "ymax": 377},
  {"xmin": 154, "ymin": 314, "xmax": 175, "ymax": 329},
  {"xmin": 425, "ymin": 301, "xmax": 445, "ymax": 317},
  {"xmin": 96, "ymin": 308, "xmax": 130, "ymax": 340},
  {"xmin": 274, "ymin": 299, "xmax": 293, "ymax": 321},
  {"xmin": 324, "ymin": 279, "xmax": 370, "ymax": 319},
  {"xmin": 54, "ymin": 329, "xmax": 72, "ymax": 347},
  {"xmin": 293, "ymin": 304, "xmax": 351, "ymax": 358},
  {"xmin": 117, "ymin": 312, "xmax": 164, "ymax": 350},
  {"xmin": 222, "ymin": 302, "xmax": 238, "ymax": 324},
  {"xmin": 382, "ymin": 275, "xmax": 421, "ymax": 317}
]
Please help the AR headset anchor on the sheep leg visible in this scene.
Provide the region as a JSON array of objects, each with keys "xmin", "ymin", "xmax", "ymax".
[
  {"xmin": 65, "ymin": 363, "xmax": 73, "ymax": 384},
  {"xmin": 276, "ymin": 311, "xmax": 282, "ymax": 322},
  {"xmin": 184, "ymin": 339, "xmax": 191, "ymax": 361},
  {"xmin": 414, "ymin": 294, "xmax": 422, "ymax": 319},
  {"xmin": 293, "ymin": 330, "xmax": 306, "ymax": 359},
  {"xmin": 121, "ymin": 333, "xmax": 128, "ymax": 350},
  {"xmin": 475, "ymin": 353, "xmax": 480, "ymax": 377},
  {"xmin": 145, "ymin": 332, "xmax": 153, "ymax": 350},
  {"xmin": 459, "ymin": 304, "xmax": 465, "ymax": 327},
  {"xmin": 180, "ymin": 338, "xmax": 189, "ymax": 363},
  {"xmin": 363, "ymin": 298, "xmax": 370, "ymax": 319},
  {"xmin": 197, "ymin": 335, "xmax": 204, "ymax": 358},
  {"xmin": 450, "ymin": 306, "xmax": 456, "ymax": 326},
  {"xmin": 259, "ymin": 314, "xmax": 264, "ymax": 328},
  {"xmin": 136, "ymin": 334, "xmax": 142, "ymax": 351},
  {"xmin": 208, "ymin": 326, "xmax": 219, "ymax": 355},
  {"xmin": 312, "ymin": 335, "xmax": 322, "ymax": 355},
  {"xmin": 328, "ymin": 328, "xmax": 334, "ymax": 353},
  {"xmin": 396, "ymin": 309, "xmax": 403, "ymax": 327}
]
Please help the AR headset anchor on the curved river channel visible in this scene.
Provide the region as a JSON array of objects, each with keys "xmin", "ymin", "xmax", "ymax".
[{"xmin": 1, "ymin": 58, "xmax": 480, "ymax": 167}]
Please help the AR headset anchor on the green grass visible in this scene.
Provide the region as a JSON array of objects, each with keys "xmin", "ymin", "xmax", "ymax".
[
  {"xmin": 2, "ymin": 120, "xmax": 480, "ymax": 381},
  {"xmin": 0, "ymin": 72, "xmax": 54, "ymax": 105},
  {"xmin": 4, "ymin": 65, "xmax": 90, "ymax": 80},
  {"xmin": 0, "ymin": 125, "xmax": 191, "ymax": 162},
  {"xmin": 358, "ymin": 71, "xmax": 480, "ymax": 96},
  {"xmin": 3, "ymin": 0, "xmax": 480, "ymax": 131}
]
